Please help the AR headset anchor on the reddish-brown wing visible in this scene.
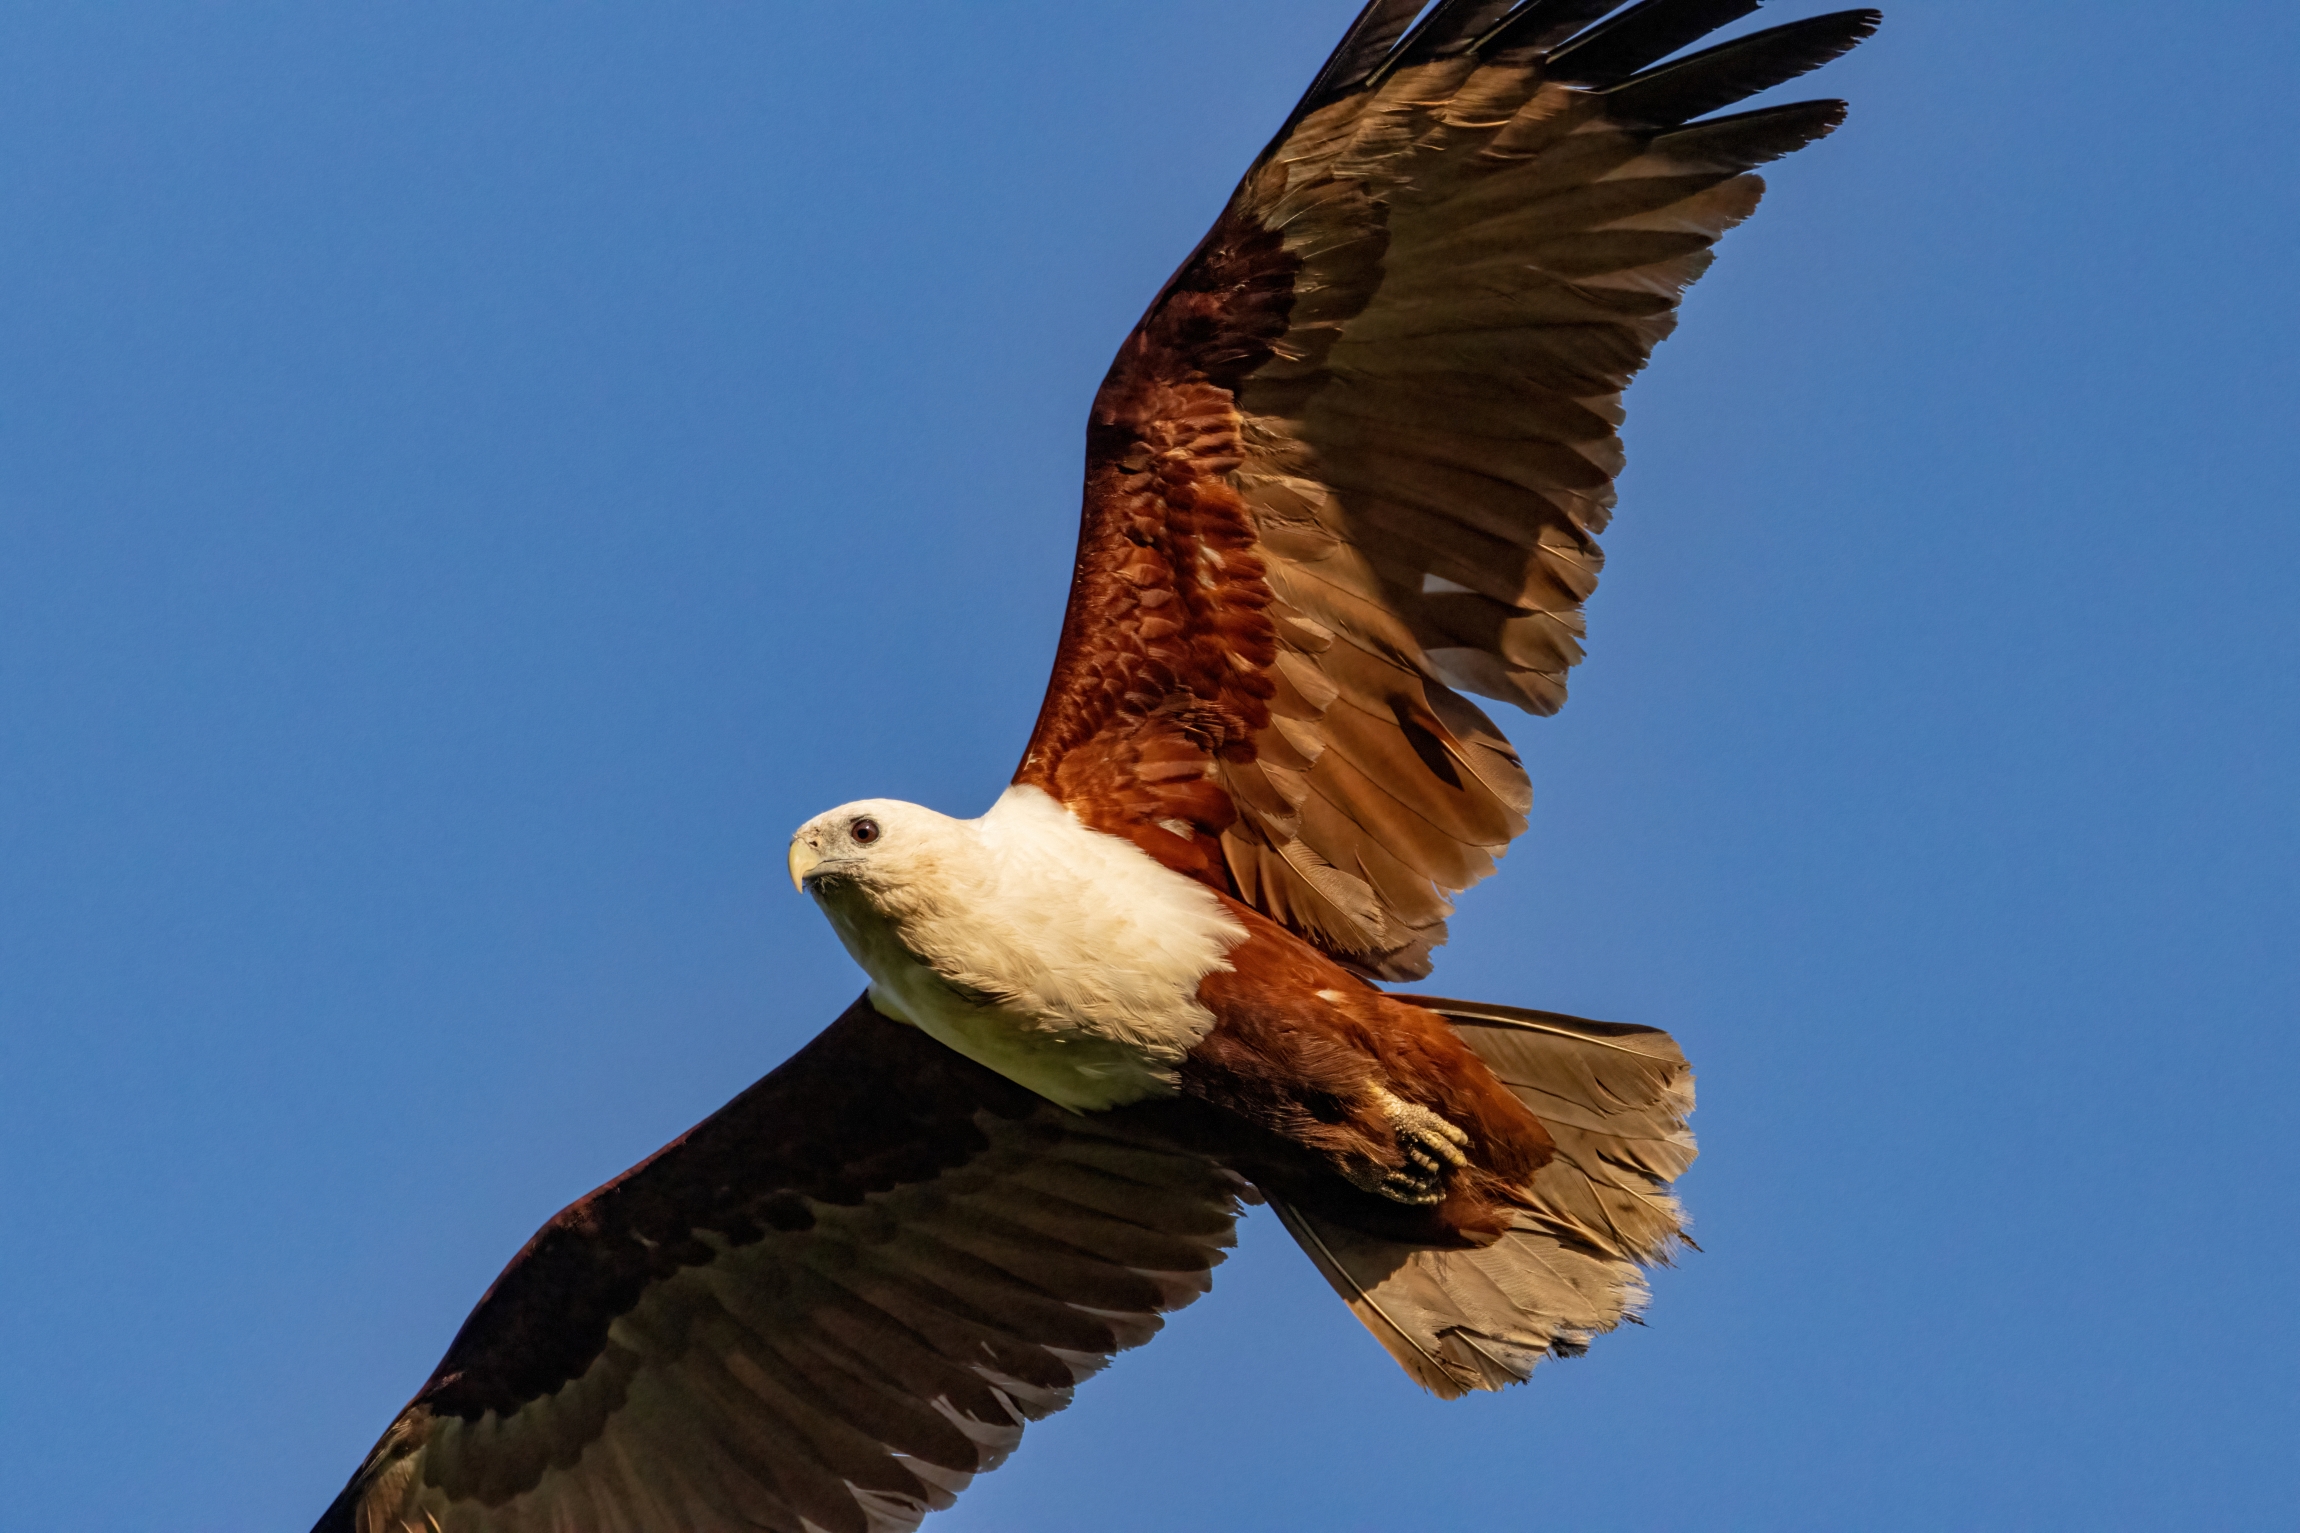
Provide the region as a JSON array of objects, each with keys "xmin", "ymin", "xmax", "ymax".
[
  {"xmin": 311, "ymin": 998, "xmax": 1242, "ymax": 1533},
  {"xmin": 1015, "ymin": 0, "xmax": 1878, "ymax": 979},
  {"xmin": 1014, "ymin": 209, "xmax": 1296, "ymax": 890}
]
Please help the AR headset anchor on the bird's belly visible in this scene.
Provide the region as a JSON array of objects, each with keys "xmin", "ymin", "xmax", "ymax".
[{"xmin": 866, "ymin": 960, "xmax": 1181, "ymax": 1113}]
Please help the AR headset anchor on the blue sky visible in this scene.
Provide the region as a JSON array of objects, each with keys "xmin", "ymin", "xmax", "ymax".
[{"xmin": 1, "ymin": 3, "xmax": 2294, "ymax": 1528}]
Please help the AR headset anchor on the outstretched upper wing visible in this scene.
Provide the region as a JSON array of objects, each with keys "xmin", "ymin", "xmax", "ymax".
[
  {"xmin": 313, "ymin": 997, "xmax": 1243, "ymax": 1533},
  {"xmin": 1015, "ymin": 0, "xmax": 1877, "ymax": 979}
]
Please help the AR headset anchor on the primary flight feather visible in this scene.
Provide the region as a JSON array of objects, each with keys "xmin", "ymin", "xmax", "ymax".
[{"xmin": 314, "ymin": 3, "xmax": 1875, "ymax": 1528}]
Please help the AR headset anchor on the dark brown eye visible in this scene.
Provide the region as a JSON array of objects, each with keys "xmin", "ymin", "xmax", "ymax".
[{"xmin": 849, "ymin": 817, "xmax": 880, "ymax": 846}]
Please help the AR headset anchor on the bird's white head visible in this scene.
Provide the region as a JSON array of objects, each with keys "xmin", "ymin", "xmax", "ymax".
[
  {"xmin": 787, "ymin": 797, "xmax": 1004, "ymax": 1029},
  {"xmin": 786, "ymin": 798, "xmax": 966, "ymax": 905}
]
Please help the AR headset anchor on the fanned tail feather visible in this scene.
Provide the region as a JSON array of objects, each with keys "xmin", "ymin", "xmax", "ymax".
[{"xmin": 1277, "ymin": 998, "xmax": 1694, "ymax": 1396}]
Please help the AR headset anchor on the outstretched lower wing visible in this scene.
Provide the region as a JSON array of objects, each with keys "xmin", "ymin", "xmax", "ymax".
[
  {"xmin": 1015, "ymin": 0, "xmax": 1877, "ymax": 979},
  {"xmin": 313, "ymin": 997, "xmax": 1244, "ymax": 1533}
]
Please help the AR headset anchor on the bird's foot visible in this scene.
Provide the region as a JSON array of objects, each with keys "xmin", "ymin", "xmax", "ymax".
[{"xmin": 1348, "ymin": 1089, "xmax": 1471, "ymax": 1206}]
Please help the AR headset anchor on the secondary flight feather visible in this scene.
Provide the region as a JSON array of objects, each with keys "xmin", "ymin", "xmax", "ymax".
[{"xmin": 314, "ymin": 3, "xmax": 1875, "ymax": 1529}]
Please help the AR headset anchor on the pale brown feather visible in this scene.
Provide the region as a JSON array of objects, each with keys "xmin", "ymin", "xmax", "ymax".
[{"xmin": 1277, "ymin": 996, "xmax": 1694, "ymax": 1396}]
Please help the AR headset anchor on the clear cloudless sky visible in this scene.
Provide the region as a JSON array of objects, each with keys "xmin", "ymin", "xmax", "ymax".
[{"xmin": 1, "ymin": 3, "xmax": 2294, "ymax": 1529}]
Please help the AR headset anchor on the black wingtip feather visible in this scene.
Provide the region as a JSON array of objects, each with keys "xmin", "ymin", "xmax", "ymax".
[
  {"xmin": 1300, "ymin": 0, "xmax": 1430, "ymax": 109},
  {"xmin": 1274, "ymin": 0, "xmax": 1872, "ymax": 170},
  {"xmin": 1477, "ymin": 0, "xmax": 1635, "ymax": 58},
  {"xmin": 1378, "ymin": 0, "xmax": 1524, "ymax": 81},
  {"xmin": 1548, "ymin": 0, "xmax": 1765, "ymax": 83},
  {"xmin": 1606, "ymin": 9, "xmax": 1881, "ymax": 125},
  {"xmin": 1650, "ymin": 96, "xmax": 1852, "ymax": 167}
]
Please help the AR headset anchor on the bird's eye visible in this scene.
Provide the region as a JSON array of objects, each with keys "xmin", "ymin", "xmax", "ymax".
[{"xmin": 850, "ymin": 818, "xmax": 881, "ymax": 845}]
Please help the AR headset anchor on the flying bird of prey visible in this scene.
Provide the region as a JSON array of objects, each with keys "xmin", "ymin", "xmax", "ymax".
[{"xmin": 314, "ymin": 3, "xmax": 1874, "ymax": 1529}]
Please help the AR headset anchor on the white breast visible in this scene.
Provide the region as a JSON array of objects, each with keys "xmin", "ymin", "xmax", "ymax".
[{"xmin": 815, "ymin": 786, "xmax": 1247, "ymax": 1111}]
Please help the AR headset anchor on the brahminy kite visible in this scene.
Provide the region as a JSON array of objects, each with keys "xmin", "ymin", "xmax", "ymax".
[{"xmin": 313, "ymin": 3, "xmax": 1875, "ymax": 1528}]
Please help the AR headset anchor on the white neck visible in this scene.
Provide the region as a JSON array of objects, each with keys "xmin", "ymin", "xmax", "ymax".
[{"xmin": 815, "ymin": 786, "xmax": 1246, "ymax": 1110}]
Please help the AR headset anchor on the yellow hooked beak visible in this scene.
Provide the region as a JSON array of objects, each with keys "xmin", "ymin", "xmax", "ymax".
[{"xmin": 787, "ymin": 836, "xmax": 822, "ymax": 892}]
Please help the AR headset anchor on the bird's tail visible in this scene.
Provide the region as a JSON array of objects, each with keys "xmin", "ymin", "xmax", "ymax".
[{"xmin": 1272, "ymin": 998, "xmax": 1695, "ymax": 1397}]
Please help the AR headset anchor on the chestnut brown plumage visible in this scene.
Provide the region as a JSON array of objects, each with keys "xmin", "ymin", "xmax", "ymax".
[
  {"xmin": 313, "ymin": 4, "xmax": 1871, "ymax": 1529},
  {"xmin": 1020, "ymin": 0, "xmax": 1878, "ymax": 978}
]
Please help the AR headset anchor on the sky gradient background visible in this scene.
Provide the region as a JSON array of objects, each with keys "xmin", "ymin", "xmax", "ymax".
[{"xmin": 2, "ymin": 3, "xmax": 2295, "ymax": 1529}]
